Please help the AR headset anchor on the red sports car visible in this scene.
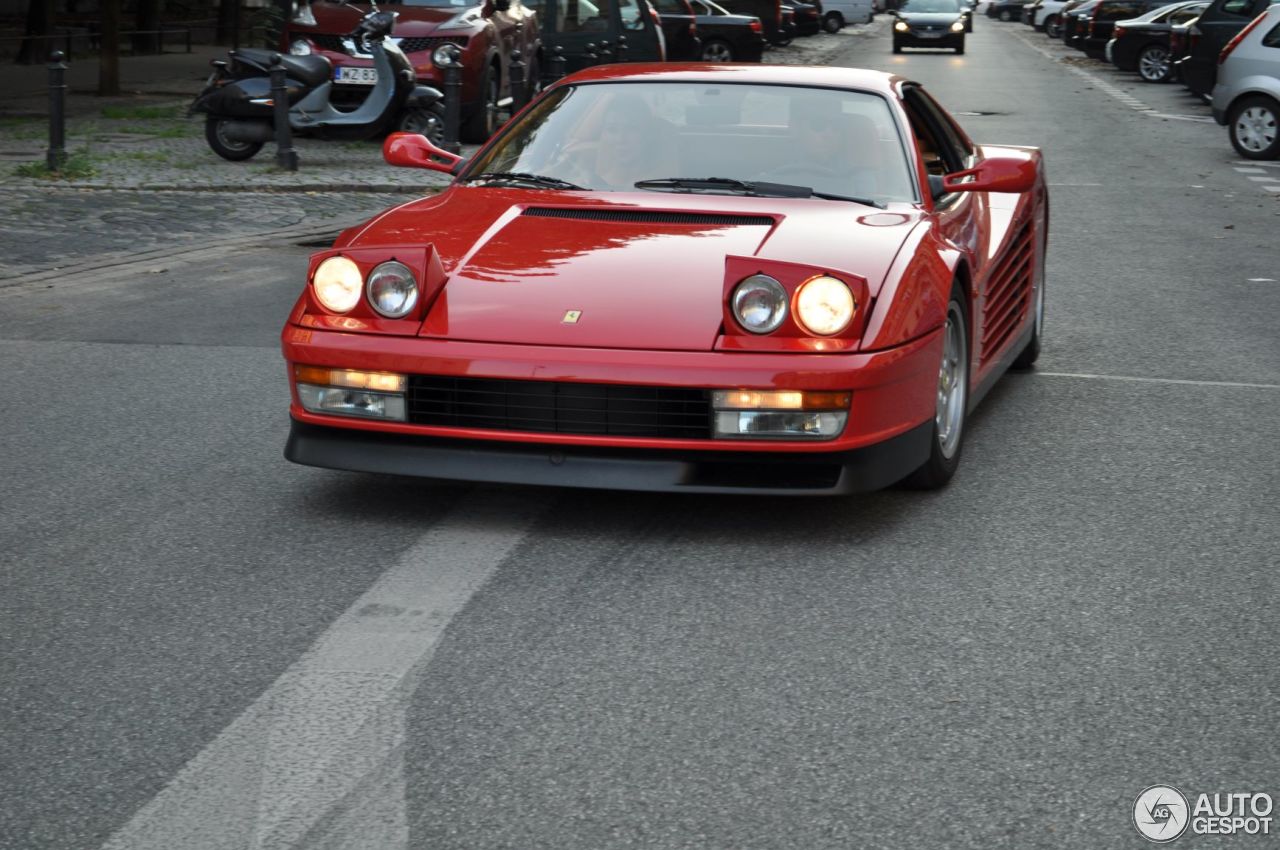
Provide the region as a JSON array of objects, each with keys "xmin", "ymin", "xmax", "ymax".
[{"xmin": 282, "ymin": 65, "xmax": 1048, "ymax": 495}]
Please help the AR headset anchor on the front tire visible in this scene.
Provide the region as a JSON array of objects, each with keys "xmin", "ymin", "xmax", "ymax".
[
  {"xmin": 1136, "ymin": 43, "xmax": 1172, "ymax": 83},
  {"xmin": 823, "ymin": 12, "xmax": 843, "ymax": 32},
  {"xmin": 902, "ymin": 286, "xmax": 970, "ymax": 490},
  {"xmin": 204, "ymin": 116, "xmax": 263, "ymax": 162},
  {"xmin": 701, "ymin": 38, "xmax": 735, "ymax": 61},
  {"xmin": 398, "ymin": 102, "xmax": 447, "ymax": 147},
  {"xmin": 893, "ymin": 38, "xmax": 903, "ymax": 52},
  {"xmin": 955, "ymin": 36, "xmax": 965, "ymax": 53},
  {"xmin": 1044, "ymin": 14, "xmax": 1061, "ymax": 37},
  {"xmin": 1228, "ymin": 95, "xmax": 1280, "ymax": 160}
]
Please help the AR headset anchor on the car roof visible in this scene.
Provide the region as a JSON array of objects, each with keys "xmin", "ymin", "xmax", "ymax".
[{"xmin": 551, "ymin": 63, "xmax": 909, "ymax": 96}]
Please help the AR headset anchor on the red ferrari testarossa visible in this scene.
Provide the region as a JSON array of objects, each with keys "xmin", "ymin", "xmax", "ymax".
[{"xmin": 282, "ymin": 64, "xmax": 1047, "ymax": 495}]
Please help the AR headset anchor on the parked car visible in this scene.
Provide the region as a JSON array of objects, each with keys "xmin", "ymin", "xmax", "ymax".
[
  {"xmin": 820, "ymin": 0, "xmax": 875, "ymax": 31},
  {"xmin": 1174, "ymin": 0, "xmax": 1273, "ymax": 96},
  {"xmin": 687, "ymin": 0, "xmax": 769, "ymax": 60},
  {"xmin": 285, "ymin": 0, "xmax": 541, "ymax": 143},
  {"xmin": 1107, "ymin": 0, "xmax": 1207, "ymax": 82},
  {"xmin": 782, "ymin": 0, "xmax": 824, "ymax": 34},
  {"xmin": 1211, "ymin": 4, "xmax": 1280, "ymax": 158},
  {"xmin": 295, "ymin": 66, "xmax": 1049, "ymax": 494},
  {"xmin": 1167, "ymin": 14, "xmax": 1199, "ymax": 64},
  {"xmin": 1078, "ymin": 0, "xmax": 1174, "ymax": 59},
  {"xmin": 892, "ymin": 0, "xmax": 969, "ymax": 50},
  {"xmin": 1028, "ymin": 0, "xmax": 1088, "ymax": 36},
  {"xmin": 530, "ymin": 0, "xmax": 667, "ymax": 74},
  {"xmin": 718, "ymin": 0, "xmax": 791, "ymax": 43},
  {"xmin": 1062, "ymin": 0, "xmax": 1101, "ymax": 48},
  {"xmin": 987, "ymin": 0, "xmax": 1029, "ymax": 20},
  {"xmin": 653, "ymin": 0, "xmax": 703, "ymax": 58}
]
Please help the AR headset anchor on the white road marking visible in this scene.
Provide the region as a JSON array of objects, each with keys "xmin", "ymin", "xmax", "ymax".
[
  {"xmin": 1247, "ymin": 278, "xmax": 1277, "ymax": 282},
  {"xmin": 1035, "ymin": 371, "xmax": 1280, "ymax": 390},
  {"xmin": 1246, "ymin": 176, "xmax": 1279, "ymax": 182},
  {"xmin": 1265, "ymin": 185, "xmax": 1280, "ymax": 193},
  {"xmin": 1234, "ymin": 167, "xmax": 1268, "ymax": 174},
  {"xmin": 101, "ymin": 489, "xmax": 547, "ymax": 850},
  {"xmin": 1234, "ymin": 160, "xmax": 1280, "ymax": 169}
]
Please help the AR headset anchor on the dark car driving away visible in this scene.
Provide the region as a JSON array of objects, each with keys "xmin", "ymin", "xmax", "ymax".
[{"xmin": 892, "ymin": 0, "xmax": 968, "ymax": 51}]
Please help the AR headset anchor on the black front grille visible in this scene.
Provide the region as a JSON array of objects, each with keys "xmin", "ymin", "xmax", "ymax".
[
  {"xmin": 522, "ymin": 208, "xmax": 773, "ymax": 226},
  {"xmin": 408, "ymin": 376, "xmax": 713, "ymax": 439}
]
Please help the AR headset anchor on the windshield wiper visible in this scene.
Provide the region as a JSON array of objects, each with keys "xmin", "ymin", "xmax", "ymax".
[
  {"xmin": 463, "ymin": 171, "xmax": 584, "ymax": 190},
  {"xmin": 634, "ymin": 177, "xmax": 886, "ymax": 209}
]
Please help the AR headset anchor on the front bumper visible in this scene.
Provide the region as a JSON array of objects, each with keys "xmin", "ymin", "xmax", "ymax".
[
  {"xmin": 285, "ymin": 418, "xmax": 934, "ymax": 495},
  {"xmin": 281, "ymin": 327, "xmax": 943, "ymax": 494},
  {"xmin": 893, "ymin": 30, "xmax": 963, "ymax": 45}
]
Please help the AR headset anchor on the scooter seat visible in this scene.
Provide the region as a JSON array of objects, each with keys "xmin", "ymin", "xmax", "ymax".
[{"xmin": 236, "ymin": 49, "xmax": 333, "ymax": 88}]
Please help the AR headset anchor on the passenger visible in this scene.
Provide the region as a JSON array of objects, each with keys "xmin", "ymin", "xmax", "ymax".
[{"xmin": 553, "ymin": 95, "xmax": 676, "ymax": 190}]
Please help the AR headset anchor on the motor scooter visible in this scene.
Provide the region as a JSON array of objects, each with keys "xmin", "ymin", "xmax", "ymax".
[{"xmin": 191, "ymin": 0, "xmax": 445, "ymax": 161}]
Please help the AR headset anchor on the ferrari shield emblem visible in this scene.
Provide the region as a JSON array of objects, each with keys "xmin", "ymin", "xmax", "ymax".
[{"xmin": 562, "ymin": 310, "xmax": 582, "ymax": 324}]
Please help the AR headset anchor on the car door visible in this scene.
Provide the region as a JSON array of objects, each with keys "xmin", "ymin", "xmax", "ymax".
[{"xmin": 902, "ymin": 85, "xmax": 1021, "ymax": 379}]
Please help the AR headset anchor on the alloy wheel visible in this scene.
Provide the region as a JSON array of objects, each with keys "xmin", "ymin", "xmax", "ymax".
[
  {"xmin": 1234, "ymin": 105, "xmax": 1278, "ymax": 154},
  {"xmin": 935, "ymin": 304, "xmax": 968, "ymax": 460},
  {"xmin": 1137, "ymin": 45, "xmax": 1170, "ymax": 82},
  {"xmin": 702, "ymin": 40, "xmax": 734, "ymax": 61}
]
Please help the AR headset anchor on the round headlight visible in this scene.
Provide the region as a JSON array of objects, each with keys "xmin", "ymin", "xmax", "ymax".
[
  {"xmin": 732, "ymin": 274, "xmax": 788, "ymax": 334},
  {"xmin": 795, "ymin": 276, "xmax": 855, "ymax": 336},
  {"xmin": 432, "ymin": 43, "xmax": 462, "ymax": 68},
  {"xmin": 312, "ymin": 256, "xmax": 362, "ymax": 313},
  {"xmin": 289, "ymin": 38, "xmax": 313, "ymax": 55},
  {"xmin": 366, "ymin": 261, "xmax": 419, "ymax": 318},
  {"xmin": 950, "ymin": 20, "xmax": 965, "ymax": 30},
  {"xmin": 894, "ymin": 19, "xmax": 909, "ymax": 30}
]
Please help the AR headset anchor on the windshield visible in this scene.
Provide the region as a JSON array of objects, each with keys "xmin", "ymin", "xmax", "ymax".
[
  {"xmin": 899, "ymin": 0, "xmax": 961, "ymax": 12},
  {"xmin": 464, "ymin": 82, "xmax": 917, "ymax": 205}
]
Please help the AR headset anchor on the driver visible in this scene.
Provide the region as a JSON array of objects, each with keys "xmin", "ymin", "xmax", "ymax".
[
  {"xmin": 767, "ymin": 103, "xmax": 883, "ymax": 198},
  {"xmin": 552, "ymin": 95, "xmax": 676, "ymax": 190}
]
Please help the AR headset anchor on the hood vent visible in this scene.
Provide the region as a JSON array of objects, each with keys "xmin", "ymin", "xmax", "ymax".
[{"xmin": 522, "ymin": 207, "xmax": 773, "ymax": 226}]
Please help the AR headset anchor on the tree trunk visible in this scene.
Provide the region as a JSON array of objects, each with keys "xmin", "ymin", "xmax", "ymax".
[
  {"xmin": 15, "ymin": 0, "xmax": 56, "ymax": 65},
  {"xmin": 99, "ymin": 0, "xmax": 121, "ymax": 96},
  {"xmin": 216, "ymin": 0, "xmax": 242, "ymax": 46},
  {"xmin": 133, "ymin": 0, "xmax": 165, "ymax": 55}
]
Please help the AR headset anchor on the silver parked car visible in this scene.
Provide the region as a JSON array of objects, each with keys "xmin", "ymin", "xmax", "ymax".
[{"xmin": 1211, "ymin": 2, "xmax": 1280, "ymax": 159}]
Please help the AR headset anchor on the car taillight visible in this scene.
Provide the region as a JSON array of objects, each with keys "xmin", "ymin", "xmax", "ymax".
[
  {"xmin": 1219, "ymin": 11, "xmax": 1266, "ymax": 63},
  {"xmin": 750, "ymin": 17, "xmax": 763, "ymax": 30},
  {"xmin": 1113, "ymin": 24, "xmax": 1125, "ymax": 37},
  {"xmin": 650, "ymin": 5, "xmax": 662, "ymax": 25},
  {"xmin": 689, "ymin": 21, "xmax": 697, "ymax": 35}
]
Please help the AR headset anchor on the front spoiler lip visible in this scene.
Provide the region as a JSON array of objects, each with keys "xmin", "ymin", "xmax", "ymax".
[{"xmin": 284, "ymin": 418, "xmax": 934, "ymax": 496}]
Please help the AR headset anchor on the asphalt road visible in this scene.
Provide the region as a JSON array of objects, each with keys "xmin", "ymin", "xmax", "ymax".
[{"xmin": 2, "ymin": 17, "xmax": 1279, "ymax": 850}]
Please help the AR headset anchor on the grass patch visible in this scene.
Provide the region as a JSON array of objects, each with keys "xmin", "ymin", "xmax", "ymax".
[
  {"xmin": 101, "ymin": 104, "xmax": 184, "ymax": 121},
  {"xmin": 114, "ymin": 149, "xmax": 170, "ymax": 163},
  {"xmin": 14, "ymin": 149, "xmax": 97, "ymax": 180}
]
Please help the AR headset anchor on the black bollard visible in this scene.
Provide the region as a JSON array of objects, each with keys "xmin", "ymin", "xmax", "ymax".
[
  {"xmin": 615, "ymin": 35, "xmax": 628, "ymax": 61},
  {"xmin": 584, "ymin": 42, "xmax": 598, "ymax": 66},
  {"xmin": 268, "ymin": 54, "xmax": 299, "ymax": 171},
  {"xmin": 46, "ymin": 50, "xmax": 67, "ymax": 172},
  {"xmin": 597, "ymin": 40, "xmax": 613, "ymax": 63},
  {"xmin": 509, "ymin": 48, "xmax": 528, "ymax": 113},
  {"xmin": 550, "ymin": 45, "xmax": 566, "ymax": 81},
  {"xmin": 436, "ymin": 44, "xmax": 463, "ymax": 154}
]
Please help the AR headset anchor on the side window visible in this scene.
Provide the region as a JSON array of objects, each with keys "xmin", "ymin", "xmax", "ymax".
[
  {"xmin": 910, "ymin": 87, "xmax": 974, "ymax": 167},
  {"xmin": 901, "ymin": 94, "xmax": 953, "ymax": 178},
  {"xmin": 653, "ymin": 0, "xmax": 686, "ymax": 11},
  {"xmin": 1220, "ymin": 0, "xmax": 1253, "ymax": 17},
  {"xmin": 619, "ymin": 0, "xmax": 648, "ymax": 28},
  {"xmin": 1265, "ymin": 21, "xmax": 1280, "ymax": 47},
  {"xmin": 559, "ymin": 0, "xmax": 611, "ymax": 31}
]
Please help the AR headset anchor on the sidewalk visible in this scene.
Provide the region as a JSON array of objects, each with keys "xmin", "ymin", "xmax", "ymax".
[{"xmin": 0, "ymin": 23, "xmax": 880, "ymax": 192}]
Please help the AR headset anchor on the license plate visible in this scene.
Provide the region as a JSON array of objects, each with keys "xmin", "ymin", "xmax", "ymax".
[
  {"xmin": 335, "ymin": 66, "xmax": 378, "ymax": 85},
  {"xmin": 919, "ymin": 30, "xmax": 944, "ymax": 37}
]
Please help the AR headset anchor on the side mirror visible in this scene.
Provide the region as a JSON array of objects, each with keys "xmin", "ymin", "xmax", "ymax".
[
  {"xmin": 941, "ymin": 155, "xmax": 1037, "ymax": 194},
  {"xmin": 383, "ymin": 132, "xmax": 465, "ymax": 174}
]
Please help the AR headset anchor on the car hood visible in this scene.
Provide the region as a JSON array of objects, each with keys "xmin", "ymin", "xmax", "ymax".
[
  {"xmin": 898, "ymin": 11, "xmax": 963, "ymax": 22},
  {"xmin": 346, "ymin": 188, "xmax": 922, "ymax": 351}
]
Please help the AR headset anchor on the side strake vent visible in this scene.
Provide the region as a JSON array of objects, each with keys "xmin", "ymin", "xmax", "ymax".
[
  {"xmin": 522, "ymin": 208, "xmax": 773, "ymax": 226},
  {"xmin": 982, "ymin": 221, "xmax": 1035, "ymax": 360}
]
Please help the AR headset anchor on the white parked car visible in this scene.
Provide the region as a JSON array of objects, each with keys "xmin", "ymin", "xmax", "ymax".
[
  {"xmin": 821, "ymin": 0, "xmax": 875, "ymax": 29},
  {"xmin": 1211, "ymin": 2, "xmax": 1280, "ymax": 159}
]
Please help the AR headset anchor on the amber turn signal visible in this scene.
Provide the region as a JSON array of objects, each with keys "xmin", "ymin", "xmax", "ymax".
[{"xmin": 293, "ymin": 366, "xmax": 407, "ymax": 393}]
